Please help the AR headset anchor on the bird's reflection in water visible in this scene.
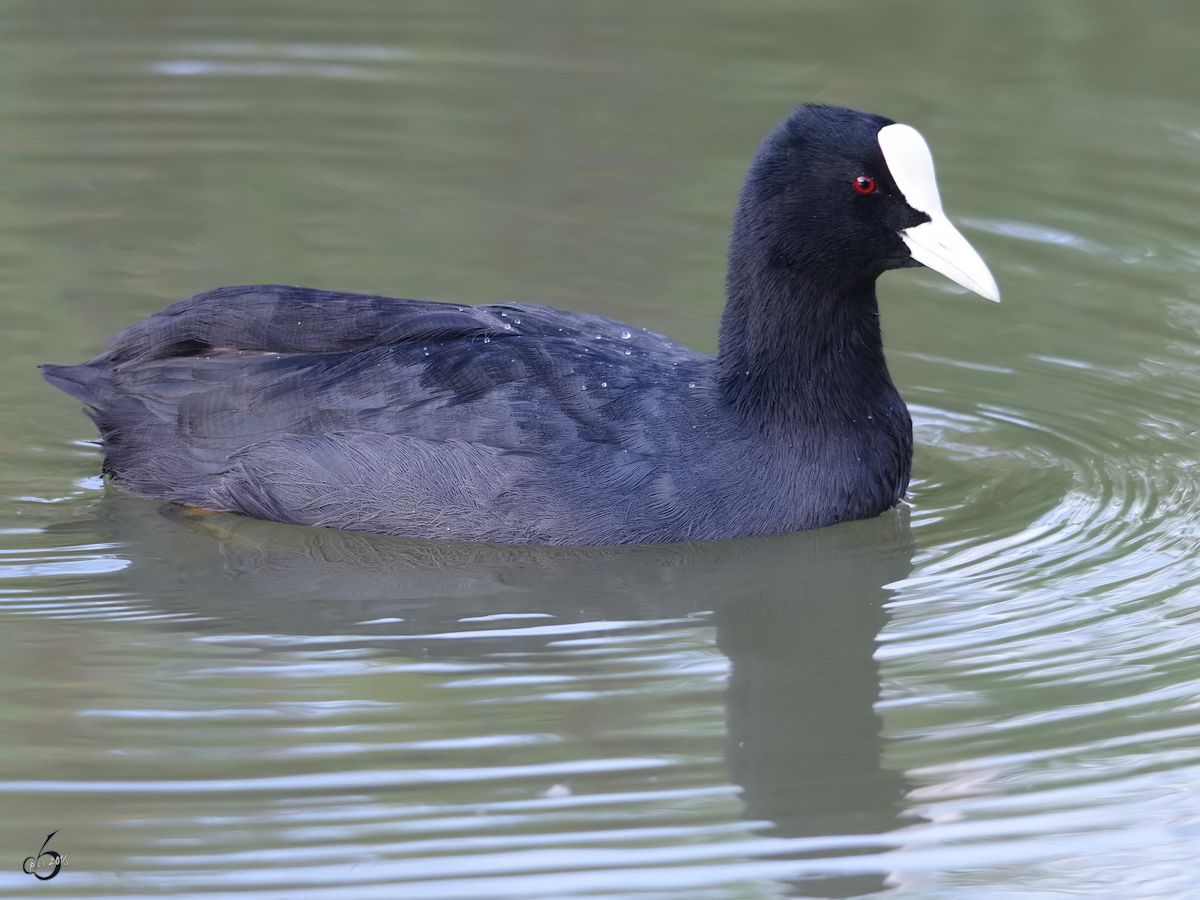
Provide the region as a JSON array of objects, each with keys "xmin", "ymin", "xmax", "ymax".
[
  {"xmin": 61, "ymin": 491, "xmax": 916, "ymax": 897},
  {"xmin": 717, "ymin": 525, "xmax": 912, "ymax": 898}
]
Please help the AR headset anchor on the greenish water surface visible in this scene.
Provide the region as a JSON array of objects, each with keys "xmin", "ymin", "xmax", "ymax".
[{"xmin": 3, "ymin": 1, "xmax": 1200, "ymax": 897}]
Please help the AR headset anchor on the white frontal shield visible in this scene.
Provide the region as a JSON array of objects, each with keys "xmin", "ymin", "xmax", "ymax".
[{"xmin": 877, "ymin": 123, "xmax": 1000, "ymax": 302}]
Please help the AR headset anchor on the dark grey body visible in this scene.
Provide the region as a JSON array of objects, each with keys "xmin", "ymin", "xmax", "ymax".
[{"xmin": 43, "ymin": 106, "xmax": 921, "ymax": 545}]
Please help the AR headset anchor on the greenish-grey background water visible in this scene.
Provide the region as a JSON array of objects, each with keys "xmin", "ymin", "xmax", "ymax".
[{"xmin": 3, "ymin": 1, "xmax": 1200, "ymax": 897}]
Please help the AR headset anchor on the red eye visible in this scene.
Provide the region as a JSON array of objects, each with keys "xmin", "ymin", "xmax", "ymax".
[{"xmin": 854, "ymin": 176, "xmax": 876, "ymax": 194}]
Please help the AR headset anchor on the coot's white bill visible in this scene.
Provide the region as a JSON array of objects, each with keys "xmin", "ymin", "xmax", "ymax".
[{"xmin": 879, "ymin": 123, "xmax": 1000, "ymax": 302}]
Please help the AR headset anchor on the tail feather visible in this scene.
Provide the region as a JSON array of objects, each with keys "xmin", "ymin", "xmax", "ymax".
[
  {"xmin": 40, "ymin": 363, "xmax": 106, "ymax": 405},
  {"xmin": 42, "ymin": 362, "xmax": 220, "ymax": 501}
]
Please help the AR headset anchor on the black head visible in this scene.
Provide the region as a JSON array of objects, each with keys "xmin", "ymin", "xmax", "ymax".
[{"xmin": 729, "ymin": 104, "xmax": 998, "ymax": 299}]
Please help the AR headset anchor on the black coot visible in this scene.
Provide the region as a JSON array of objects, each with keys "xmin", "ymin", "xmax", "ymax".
[{"xmin": 43, "ymin": 105, "xmax": 999, "ymax": 545}]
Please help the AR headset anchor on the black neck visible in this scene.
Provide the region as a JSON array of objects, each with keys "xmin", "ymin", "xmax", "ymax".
[{"xmin": 715, "ymin": 260, "xmax": 896, "ymax": 434}]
